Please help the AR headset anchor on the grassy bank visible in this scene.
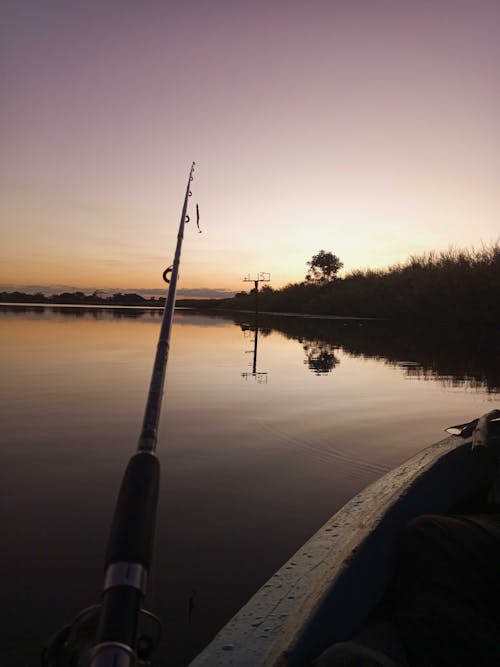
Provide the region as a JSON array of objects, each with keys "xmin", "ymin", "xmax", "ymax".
[{"xmin": 218, "ymin": 244, "xmax": 500, "ymax": 322}]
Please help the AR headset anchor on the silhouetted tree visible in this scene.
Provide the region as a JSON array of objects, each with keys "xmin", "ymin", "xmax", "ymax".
[{"xmin": 306, "ymin": 250, "xmax": 343, "ymax": 284}]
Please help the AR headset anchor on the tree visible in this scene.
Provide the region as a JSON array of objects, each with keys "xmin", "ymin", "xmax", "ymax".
[{"xmin": 305, "ymin": 250, "xmax": 343, "ymax": 284}]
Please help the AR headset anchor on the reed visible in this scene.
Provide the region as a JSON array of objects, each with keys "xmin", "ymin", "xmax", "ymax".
[{"xmin": 226, "ymin": 243, "xmax": 500, "ymax": 322}]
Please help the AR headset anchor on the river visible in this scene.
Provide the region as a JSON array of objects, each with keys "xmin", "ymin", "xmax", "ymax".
[{"xmin": 0, "ymin": 305, "xmax": 497, "ymax": 665}]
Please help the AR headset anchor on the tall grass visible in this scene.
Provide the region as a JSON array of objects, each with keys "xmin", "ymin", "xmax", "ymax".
[{"xmin": 224, "ymin": 243, "xmax": 500, "ymax": 322}]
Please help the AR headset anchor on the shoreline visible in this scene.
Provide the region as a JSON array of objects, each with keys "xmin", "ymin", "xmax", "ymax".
[{"xmin": 0, "ymin": 302, "xmax": 379, "ymax": 320}]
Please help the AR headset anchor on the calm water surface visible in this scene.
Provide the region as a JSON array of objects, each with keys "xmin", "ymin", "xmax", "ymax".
[{"xmin": 1, "ymin": 306, "xmax": 498, "ymax": 665}]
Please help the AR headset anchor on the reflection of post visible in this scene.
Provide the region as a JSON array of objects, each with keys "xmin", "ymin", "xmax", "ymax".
[
  {"xmin": 252, "ymin": 318, "xmax": 259, "ymax": 375},
  {"xmin": 241, "ymin": 314, "xmax": 267, "ymax": 384}
]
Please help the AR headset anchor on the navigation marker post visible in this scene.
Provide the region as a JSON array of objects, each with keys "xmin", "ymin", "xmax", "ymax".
[
  {"xmin": 241, "ymin": 272, "xmax": 270, "ymax": 383},
  {"xmin": 243, "ymin": 271, "xmax": 270, "ymax": 319}
]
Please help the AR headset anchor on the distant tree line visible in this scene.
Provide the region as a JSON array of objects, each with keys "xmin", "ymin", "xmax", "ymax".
[
  {"xmin": 203, "ymin": 244, "xmax": 500, "ymax": 323},
  {"xmin": 0, "ymin": 290, "xmax": 166, "ymax": 307}
]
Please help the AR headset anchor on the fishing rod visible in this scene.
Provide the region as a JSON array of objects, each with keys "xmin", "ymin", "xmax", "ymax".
[{"xmin": 43, "ymin": 162, "xmax": 198, "ymax": 667}]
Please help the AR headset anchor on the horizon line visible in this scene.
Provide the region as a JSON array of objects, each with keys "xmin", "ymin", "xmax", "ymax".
[{"xmin": 0, "ymin": 283, "xmax": 238, "ymax": 299}]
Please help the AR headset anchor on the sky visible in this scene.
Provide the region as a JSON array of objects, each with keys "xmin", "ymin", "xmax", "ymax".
[{"xmin": 1, "ymin": 0, "xmax": 499, "ymax": 297}]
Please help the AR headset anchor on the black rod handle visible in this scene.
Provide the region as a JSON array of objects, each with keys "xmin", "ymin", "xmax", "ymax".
[
  {"xmin": 105, "ymin": 452, "xmax": 160, "ymax": 568},
  {"xmin": 90, "ymin": 452, "xmax": 160, "ymax": 663}
]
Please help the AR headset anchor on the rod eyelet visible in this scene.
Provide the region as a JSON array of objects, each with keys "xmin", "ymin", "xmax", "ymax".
[{"xmin": 162, "ymin": 267, "xmax": 173, "ymax": 284}]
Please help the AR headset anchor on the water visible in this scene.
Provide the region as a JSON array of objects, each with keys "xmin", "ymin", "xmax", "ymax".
[{"xmin": 0, "ymin": 305, "xmax": 498, "ymax": 665}]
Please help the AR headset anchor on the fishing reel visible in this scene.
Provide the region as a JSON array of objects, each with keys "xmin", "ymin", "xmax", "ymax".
[{"xmin": 42, "ymin": 605, "xmax": 162, "ymax": 667}]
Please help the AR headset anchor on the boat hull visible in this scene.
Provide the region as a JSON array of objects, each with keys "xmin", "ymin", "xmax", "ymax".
[{"xmin": 190, "ymin": 429, "xmax": 499, "ymax": 666}]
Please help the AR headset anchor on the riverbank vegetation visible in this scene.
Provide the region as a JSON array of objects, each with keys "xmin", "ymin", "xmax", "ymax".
[{"xmin": 219, "ymin": 244, "xmax": 500, "ymax": 322}]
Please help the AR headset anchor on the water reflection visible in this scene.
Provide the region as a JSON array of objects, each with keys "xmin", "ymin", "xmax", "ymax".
[
  {"xmin": 240, "ymin": 320, "xmax": 271, "ymax": 383},
  {"xmin": 301, "ymin": 340, "xmax": 340, "ymax": 375},
  {"xmin": 1, "ymin": 304, "xmax": 498, "ymax": 667},
  {"xmin": 2, "ymin": 305, "xmax": 498, "ymax": 392},
  {"xmin": 220, "ymin": 311, "xmax": 499, "ymax": 393},
  {"xmin": 0, "ymin": 303, "xmax": 163, "ymax": 320}
]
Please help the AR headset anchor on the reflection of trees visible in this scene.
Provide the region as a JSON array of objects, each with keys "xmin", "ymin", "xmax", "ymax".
[
  {"xmin": 301, "ymin": 340, "xmax": 340, "ymax": 375},
  {"xmin": 6, "ymin": 304, "xmax": 498, "ymax": 393},
  {"xmin": 395, "ymin": 366, "xmax": 495, "ymax": 392},
  {"xmin": 196, "ymin": 310, "xmax": 499, "ymax": 393},
  {"xmin": 0, "ymin": 305, "xmax": 162, "ymax": 321}
]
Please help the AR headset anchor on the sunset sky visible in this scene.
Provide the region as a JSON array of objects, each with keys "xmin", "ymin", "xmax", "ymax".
[{"xmin": 2, "ymin": 1, "xmax": 499, "ymax": 297}]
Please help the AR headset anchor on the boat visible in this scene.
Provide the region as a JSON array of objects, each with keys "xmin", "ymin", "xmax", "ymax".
[{"xmin": 189, "ymin": 411, "xmax": 500, "ymax": 666}]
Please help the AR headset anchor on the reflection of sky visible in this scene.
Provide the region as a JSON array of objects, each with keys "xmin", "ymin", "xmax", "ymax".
[
  {"xmin": 0, "ymin": 307, "xmax": 496, "ymax": 663},
  {"xmin": 1, "ymin": 2, "xmax": 500, "ymax": 293}
]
